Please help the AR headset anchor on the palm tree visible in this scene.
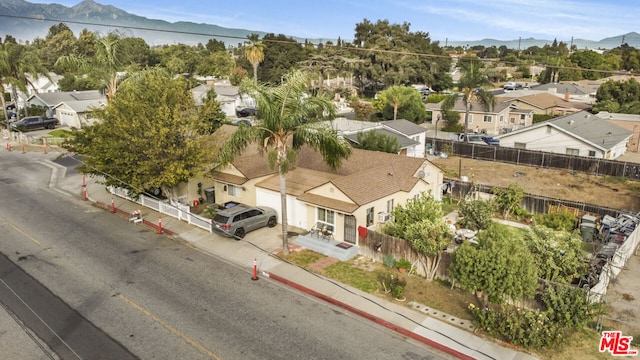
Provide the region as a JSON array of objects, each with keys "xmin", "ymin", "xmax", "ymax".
[
  {"xmin": 217, "ymin": 70, "xmax": 352, "ymax": 254},
  {"xmin": 442, "ymin": 59, "xmax": 496, "ymax": 140},
  {"xmin": 1, "ymin": 41, "xmax": 50, "ymax": 121},
  {"xmin": 244, "ymin": 34, "xmax": 265, "ymax": 84},
  {"xmin": 56, "ymin": 33, "xmax": 124, "ymax": 100}
]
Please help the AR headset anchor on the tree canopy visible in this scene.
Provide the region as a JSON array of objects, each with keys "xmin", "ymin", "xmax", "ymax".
[
  {"xmin": 67, "ymin": 68, "xmax": 212, "ymax": 199},
  {"xmin": 217, "ymin": 69, "xmax": 351, "ymax": 254},
  {"xmin": 449, "ymin": 223, "xmax": 538, "ymax": 307},
  {"xmin": 373, "ymin": 85, "xmax": 427, "ymax": 122}
]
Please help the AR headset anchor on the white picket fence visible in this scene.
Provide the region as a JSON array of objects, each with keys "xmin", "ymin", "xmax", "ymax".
[{"xmin": 109, "ymin": 186, "xmax": 213, "ymax": 232}]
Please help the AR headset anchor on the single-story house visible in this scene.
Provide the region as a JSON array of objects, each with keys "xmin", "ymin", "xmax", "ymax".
[
  {"xmin": 324, "ymin": 118, "xmax": 427, "ymax": 158},
  {"xmin": 594, "ymin": 111, "xmax": 640, "ymax": 153},
  {"xmin": 27, "ymin": 90, "xmax": 107, "ymax": 127},
  {"xmin": 529, "ymin": 82, "xmax": 596, "ymax": 104},
  {"xmin": 192, "ymin": 126, "xmax": 444, "ymax": 245},
  {"xmin": 191, "ymin": 81, "xmax": 256, "ymax": 118},
  {"xmin": 427, "ymin": 98, "xmax": 533, "ymax": 135},
  {"xmin": 496, "ymin": 111, "xmax": 632, "ymax": 159}
]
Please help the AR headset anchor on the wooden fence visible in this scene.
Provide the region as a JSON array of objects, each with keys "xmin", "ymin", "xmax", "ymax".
[{"xmin": 432, "ymin": 138, "xmax": 640, "ymax": 180}]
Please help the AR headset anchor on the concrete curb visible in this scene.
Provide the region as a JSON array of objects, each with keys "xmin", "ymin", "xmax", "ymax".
[{"xmin": 264, "ymin": 271, "xmax": 475, "ymax": 360}]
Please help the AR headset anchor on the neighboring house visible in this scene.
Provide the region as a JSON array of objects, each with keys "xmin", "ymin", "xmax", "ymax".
[
  {"xmin": 496, "ymin": 111, "xmax": 632, "ymax": 159},
  {"xmin": 53, "ymin": 99, "xmax": 107, "ymax": 129},
  {"xmin": 27, "ymin": 90, "xmax": 106, "ymax": 127},
  {"xmin": 595, "ymin": 111, "xmax": 640, "ymax": 153},
  {"xmin": 496, "ymin": 92, "xmax": 590, "ymax": 116},
  {"xmin": 196, "ymin": 125, "xmax": 444, "ymax": 245},
  {"xmin": 427, "ymin": 98, "xmax": 531, "ymax": 135},
  {"xmin": 324, "ymin": 118, "xmax": 427, "ymax": 158},
  {"xmin": 529, "ymin": 82, "xmax": 596, "ymax": 104},
  {"xmin": 10, "ymin": 73, "xmax": 63, "ymax": 108},
  {"xmin": 191, "ymin": 80, "xmax": 255, "ymax": 118}
]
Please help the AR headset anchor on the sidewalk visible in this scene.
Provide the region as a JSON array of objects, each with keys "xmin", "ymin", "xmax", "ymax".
[{"xmin": 42, "ymin": 149, "xmax": 538, "ymax": 360}]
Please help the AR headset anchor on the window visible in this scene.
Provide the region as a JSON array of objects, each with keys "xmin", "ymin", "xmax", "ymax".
[
  {"xmin": 566, "ymin": 148, "xmax": 579, "ymax": 156},
  {"xmin": 483, "ymin": 115, "xmax": 492, "ymax": 123},
  {"xmin": 588, "ymin": 150, "xmax": 596, "ymax": 157},
  {"xmin": 317, "ymin": 208, "xmax": 335, "ymax": 232},
  {"xmin": 499, "ymin": 115, "xmax": 504, "ymax": 123},
  {"xmin": 467, "ymin": 114, "xmax": 473, "ymax": 123},
  {"xmin": 386, "ymin": 199, "xmax": 394, "ymax": 214},
  {"xmin": 366, "ymin": 207, "xmax": 374, "ymax": 227},
  {"xmin": 227, "ymin": 184, "xmax": 242, "ymax": 197}
]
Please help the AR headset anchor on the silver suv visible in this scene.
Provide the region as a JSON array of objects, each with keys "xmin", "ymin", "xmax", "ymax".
[{"xmin": 212, "ymin": 204, "xmax": 277, "ymax": 239}]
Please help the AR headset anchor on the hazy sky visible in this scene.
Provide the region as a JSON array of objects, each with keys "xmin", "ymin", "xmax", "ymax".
[{"xmin": 27, "ymin": 0, "xmax": 638, "ymax": 42}]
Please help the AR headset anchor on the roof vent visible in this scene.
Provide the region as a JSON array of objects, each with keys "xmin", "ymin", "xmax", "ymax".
[{"xmin": 569, "ymin": 120, "xmax": 574, "ymax": 125}]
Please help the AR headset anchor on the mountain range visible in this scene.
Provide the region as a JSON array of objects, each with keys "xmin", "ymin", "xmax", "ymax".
[{"xmin": 0, "ymin": 0, "xmax": 639, "ymax": 50}]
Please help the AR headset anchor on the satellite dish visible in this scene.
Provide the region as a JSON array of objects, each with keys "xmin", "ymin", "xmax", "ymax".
[{"xmin": 418, "ymin": 170, "xmax": 425, "ymax": 178}]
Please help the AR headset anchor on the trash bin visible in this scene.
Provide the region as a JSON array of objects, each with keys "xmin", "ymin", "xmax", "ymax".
[
  {"xmin": 581, "ymin": 222, "xmax": 596, "ymax": 242},
  {"xmin": 204, "ymin": 188, "xmax": 215, "ymax": 204}
]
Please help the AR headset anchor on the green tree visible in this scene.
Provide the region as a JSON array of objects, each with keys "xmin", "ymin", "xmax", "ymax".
[
  {"xmin": 197, "ymin": 50, "xmax": 235, "ymax": 78},
  {"xmin": 354, "ymin": 131, "xmax": 400, "ymax": 153},
  {"xmin": 1, "ymin": 41, "xmax": 50, "ymax": 120},
  {"xmin": 373, "ymin": 85, "xmax": 427, "ymax": 122},
  {"xmin": 67, "ymin": 68, "xmax": 211, "ymax": 200},
  {"xmin": 593, "ymin": 78, "xmax": 640, "ymax": 114},
  {"xmin": 449, "ymin": 223, "xmax": 538, "ymax": 307},
  {"xmin": 457, "ymin": 199, "xmax": 496, "ymax": 230},
  {"xmin": 492, "ymin": 184, "xmax": 525, "ymax": 220},
  {"xmin": 441, "ymin": 58, "xmax": 495, "ymax": 139},
  {"xmin": 244, "ymin": 33, "xmax": 265, "ymax": 84},
  {"xmin": 258, "ymin": 33, "xmax": 308, "ymax": 84},
  {"xmin": 525, "ymin": 226, "xmax": 588, "ymax": 284},
  {"xmin": 56, "ymin": 32, "xmax": 127, "ymax": 99},
  {"xmin": 383, "ymin": 193, "xmax": 452, "ymax": 280},
  {"xmin": 217, "ymin": 70, "xmax": 351, "ymax": 254},
  {"xmin": 197, "ymin": 88, "xmax": 226, "ymax": 133}
]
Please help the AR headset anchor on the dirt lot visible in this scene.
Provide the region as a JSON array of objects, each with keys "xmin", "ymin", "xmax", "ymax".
[{"xmin": 429, "ymin": 155, "xmax": 640, "ymax": 212}]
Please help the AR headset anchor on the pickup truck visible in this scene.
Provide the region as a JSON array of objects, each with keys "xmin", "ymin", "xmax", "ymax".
[{"xmin": 10, "ymin": 116, "xmax": 59, "ymax": 132}]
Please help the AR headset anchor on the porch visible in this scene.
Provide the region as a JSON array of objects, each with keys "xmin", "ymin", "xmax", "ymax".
[{"xmin": 293, "ymin": 231, "xmax": 359, "ymax": 262}]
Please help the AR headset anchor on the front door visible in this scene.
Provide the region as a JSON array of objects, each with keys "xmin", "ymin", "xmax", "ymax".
[{"xmin": 343, "ymin": 215, "xmax": 357, "ymax": 244}]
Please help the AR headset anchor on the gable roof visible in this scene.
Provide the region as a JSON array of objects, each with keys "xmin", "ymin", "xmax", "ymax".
[
  {"xmin": 531, "ymin": 82, "xmax": 595, "ymax": 96},
  {"xmin": 500, "ymin": 111, "xmax": 632, "ymax": 150},
  {"xmin": 344, "ymin": 128, "xmax": 419, "ymax": 149},
  {"xmin": 497, "ymin": 92, "xmax": 580, "ymax": 110},
  {"xmin": 28, "ymin": 90, "xmax": 104, "ymax": 106},
  {"xmin": 429, "ymin": 98, "xmax": 511, "ymax": 114},
  {"xmin": 53, "ymin": 99, "xmax": 107, "ymax": 113},
  {"xmin": 381, "ymin": 119, "xmax": 426, "ymax": 136}
]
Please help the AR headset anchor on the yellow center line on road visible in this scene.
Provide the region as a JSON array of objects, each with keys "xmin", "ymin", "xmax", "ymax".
[
  {"xmin": 118, "ymin": 294, "xmax": 221, "ymax": 360},
  {"xmin": 10, "ymin": 223, "xmax": 48, "ymax": 249}
]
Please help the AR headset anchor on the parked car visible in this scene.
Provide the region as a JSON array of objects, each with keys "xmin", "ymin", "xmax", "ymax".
[
  {"xmin": 503, "ymin": 82, "xmax": 522, "ymax": 91},
  {"xmin": 481, "ymin": 136, "xmax": 500, "ymax": 146},
  {"xmin": 212, "ymin": 204, "xmax": 277, "ymax": 239},
  {"xmin": 236, "ymin": 107, "xmax": 256, "ymax": 118},
  {"xmin": 452, "ymin": 133, "xmax": 486, "ymax": 144},
  {"xmin": 10, "ymin": 116, "xmax": 59, "ymax": 132}
]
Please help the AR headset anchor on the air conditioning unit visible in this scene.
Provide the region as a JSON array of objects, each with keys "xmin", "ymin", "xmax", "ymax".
[{"xmin": 378, "ymin": 212, "xmax": 390, "ymax": 222}]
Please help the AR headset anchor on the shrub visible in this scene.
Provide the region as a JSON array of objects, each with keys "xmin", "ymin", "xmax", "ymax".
[
  {"xmin": 383, "ymin": 254, "xmax": 396, "ymax": 268},
  {"xmin": 396, "ymin": 258, "xmax": 411, "ymax": 271}
]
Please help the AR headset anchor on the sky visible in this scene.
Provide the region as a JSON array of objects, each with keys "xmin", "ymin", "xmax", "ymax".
[{"xmin": 27, "ymin": 0, "xmax": 639, "ymax": 43}]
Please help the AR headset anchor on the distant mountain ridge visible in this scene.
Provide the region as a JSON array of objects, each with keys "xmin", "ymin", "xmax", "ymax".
[{"xmin": 0, "ymin": 0, "xmax": 638, "ymax": 49}]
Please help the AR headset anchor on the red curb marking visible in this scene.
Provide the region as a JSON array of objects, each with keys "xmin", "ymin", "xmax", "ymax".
[{"xmin": 265, "ymin": 272, "xmax": 475, "ymax": 360}]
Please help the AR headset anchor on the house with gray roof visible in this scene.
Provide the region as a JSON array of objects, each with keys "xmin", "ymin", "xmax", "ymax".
[
  {"xmin": 530, "ymin": 82, "xmax": 596, "ymax": 104},
  {"xmin": 496, "ymin": 111, "xmax": 632, "ymax": 159},
  {"xmin": 323, "ymin": 118, "xmax": 427, "ymax": 158},
  {"xmin": 595, "ymin": 111, "xmax": 640, "ymax": 153},
  {"xmin": 27, "ymin": 90, "xmax": 107, "ymax": 128}
]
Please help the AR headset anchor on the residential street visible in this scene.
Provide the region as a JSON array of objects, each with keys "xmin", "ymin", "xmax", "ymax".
[{"xmin": 0, "ymin": 149, "xmax": 454, "ymax": 359}]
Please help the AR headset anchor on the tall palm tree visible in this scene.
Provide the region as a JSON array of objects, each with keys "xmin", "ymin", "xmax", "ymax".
[
  {"xmin": 56, "ymin": 33, "xmax": 123, "ymax": 100},
  {"xmin": 1, "ymin": 42, "xmax": 50, "ymax": 121},
  {"xmin": 244, "ymin": 34, "xmax": 265, "ymax": 84},
  {"xmin": 217, "ymin": 70, "xmax": 352, "ymax": 254},
  {"xmin": 442, "ymin": 59, "xmax": 496, "ymax": 140}
]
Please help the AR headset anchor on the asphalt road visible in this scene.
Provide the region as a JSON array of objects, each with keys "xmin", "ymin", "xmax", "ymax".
[{"xmin": 0, "ymin": 150, "xmax": 452, "ymax": 359}]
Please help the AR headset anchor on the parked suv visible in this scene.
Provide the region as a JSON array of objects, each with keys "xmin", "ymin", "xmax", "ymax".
[{"xmin": 212, "ymin": 204, "xmax": 277, "ymax": 239}]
